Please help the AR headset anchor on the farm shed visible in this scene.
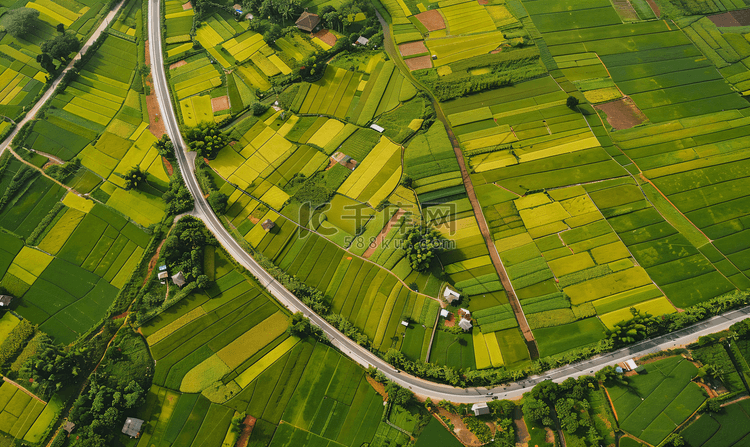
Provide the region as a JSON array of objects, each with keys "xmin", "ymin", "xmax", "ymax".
[
  {"xmin": 440, "ymin": 309, "xmax": 450, "ymax": 318},
  {"xmin": 261, "ymin": 219, "xmax": 276, "ymax": 232},
  {"xmin": 296, "ymin": 10, "xmax": 320, "ymax": 32},
  {"xmin": 356, "ymin": 36, "xmax": 369, "ymax": 45},
  {"xmin": 458, "ymin": 318, "xmax": 472, "ymax": 331},
  {"xmin": 443, "ymin": 287, "xmax": 460, "ymax": 304},
  {"xmin": 0, "ymin": 295, "xmax": 12, "ymax": 307},
  {"xmin": 370, "ymin": 123, "xmax": 385, "ymax": 133},
  {"xmin": 172, "ymin": 272, "xmax": 187, "ymax": 287},
  {"xmin": 625, "ymin": 359, "xmax": 637, "ymax": 371},
  {"xmin": 472, "ymin": 403, "xmax": 490, "ymax": 416},
  {"xmin": 63, "ymin": 421, "xmax": 75, "ymax": 434},
  {"xmin": 122, "ymin": 417, "xmax": 144, "ymax": 438}
]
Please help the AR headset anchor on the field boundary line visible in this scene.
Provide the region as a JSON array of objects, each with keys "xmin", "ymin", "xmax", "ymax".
[{"xmin": 2, "ymin": 377, "xmax": 47, "ymax": 405}]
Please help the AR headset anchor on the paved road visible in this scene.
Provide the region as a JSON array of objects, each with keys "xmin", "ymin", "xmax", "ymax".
[
  {"xmin": 147, "ymin": 0, "xmax": 750, "ymax": 403},
  {"xmin": 0, "ymin": 0, "xmax": 126, "ymax": 156}
]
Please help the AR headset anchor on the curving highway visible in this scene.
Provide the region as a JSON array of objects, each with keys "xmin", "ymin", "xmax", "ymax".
[{"xmin": 147, "ymin": 0, "xmax": 750, "ymax": 403}]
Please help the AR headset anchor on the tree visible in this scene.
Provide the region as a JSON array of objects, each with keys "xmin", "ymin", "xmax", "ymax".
[
  {"xmin": 155, "ymin": 135, "xmax": 174, "ymax": 158},
  {"xmin": 56, "ymin": 23, "xmax": 64, "ymax": 33},
  {"xmin": 2, "ymin": 8, "xmax": 40, "ymax": 39},
  {"xmin": 185, "ymin": 122, "xmax": 228, "ymax": 158},
  {"xmin": 208, "ymin": 191, "xmax": 228, "ymax": 214},
  {"xmin": 607, "ymin": 308, "xmax": 661, "ymax": 347},
  {"xmin": 263, "ymin": 23, "xmax": 282, "ymax": 44},
  {"xmin": 195, "ymin": 274, "xmax": 210, "ymax": 289},
  {"xmin": 385, "ymin": 381, "xmax": 413, "ymax": 406},
  {"xmin": 402, "ymin": 225, "xmax": 445, "ymax": 271},
  {"xmin": 41, "ymin": 33, "xmax": 81, "ymax": 61},
  {"xmin": 123, "ymin": 166, "xmax": 147, "ymax": 190},
  {"xmin": 566, "ymin": 95, "xmax": 579, "ymax": 109},
  {"xmin": 37, "ymin": 52, "xmax": 55, "ymax": 73},
  {"xmin": 251, "ymin": 101, "xmax": 268, "ymax": 116}
]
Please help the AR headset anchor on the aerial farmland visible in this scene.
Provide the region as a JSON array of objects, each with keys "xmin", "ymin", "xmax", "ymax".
[{"xmin": 1, "ymin": 0, "xmax": 750, "ymax": 445}]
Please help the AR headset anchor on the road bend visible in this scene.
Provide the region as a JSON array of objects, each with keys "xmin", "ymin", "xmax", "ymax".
[{"xmin": 148, "ymin": 0, "xmax": 750, "ymax": 403}]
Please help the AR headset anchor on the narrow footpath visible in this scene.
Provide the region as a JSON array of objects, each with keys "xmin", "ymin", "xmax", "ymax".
[{"xmin": 374, "ymin": 11, "xmax": 538, "ymax": 356}]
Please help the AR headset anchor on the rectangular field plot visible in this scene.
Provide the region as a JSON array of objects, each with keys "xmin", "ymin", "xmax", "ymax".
[
  {"xmin": 607, "ymin": 356, "xmax": 704, "ymax": 446},
  {"xmin": 0, "ymin": 381, "xmax": 49, "ymax": 442}
]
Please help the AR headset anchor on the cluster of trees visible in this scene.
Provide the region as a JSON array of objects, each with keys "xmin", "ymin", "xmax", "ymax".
[
  {"xmin": 155, "ymin": 135, "xmax": 174, "ymax": 158},
  {"xmin": 195, "ymin": 157, "xmax": 228, "ymax": 214},
  {"xmin": 19, "ymin": 338, "xmax": 84, "ymax": 399},
  {"xmin": 402, "ymin": 225, "xmax": 445, "ymax": 272},
  {"xmin": 286, "ymin": 312, "xmax": 326, "ymax": 341},
  {"xmin": 123, "ymin": 166, "xmax": 147, "ymax": 190},
  {"xmin": 242, "ymin": 0, "xmax": 301, "ymax": 25},
  {"xmin": 185, "ymin": 122, "xmax": 229, "ymax": 158},
  {"xmin": 522, "ymin": 378, "xmax": 604, "ymax": 446},
  {"xmin": 67, "ymin": 378, "xmax": 146, "ymax": 446},
  {"xmin": 2, "ymin": 7, "xmax": 80, "ymax": 73},
  {"xmin": 161, "ymin": 216, "xmax": 215, "ymax": 285},
  {"xmin": 2, "ymin": 8, "xmax": 40, "ymax": 38},
  {"xmin": 162, "ymin": 172, "xmax": 194, "ymax": 215}
]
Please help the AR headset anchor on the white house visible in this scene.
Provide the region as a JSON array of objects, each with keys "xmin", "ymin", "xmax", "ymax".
[
  {"xmin": 458, "ymin": 318, "xmax": 472, "ymax": 331},
  {"xmin": 440, "ymin": 309, "xmax": 450, "ymax": 318},
  {"xmin": 625, "ymin": 359, "xmax": 637, "ymax": 371},
  {"xmin": 443, "ymin": 287, "xmax": 460, "ymax": 304},
  {"xmin": 471, "ymin": 403, "xmax": 490, "ymax": 416}
]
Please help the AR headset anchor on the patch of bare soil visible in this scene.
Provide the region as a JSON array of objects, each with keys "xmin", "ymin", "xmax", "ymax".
[
  {"xmin": 143, "ymin": 239, "xmax": 167, "ymax": 286},
  {"xmin": 405, "ymin": 55, "xmax": 432, "ymax": 71},
  {"xmin": 399, "ymin": 41, "xmax": 428, "ymax": 57},
  {"xmin": 544, "ymin": 427, "xmax": 555, "ymax": 444},
  {"xmin": 732, "ymin": 8, "xmax": 750, "ymax": 25},
  {"xmin": 513, "ymin": 406, "xmax": 530, "ymax": 445},
  {"xmin": 477, "ymin": 0, "xmax": 488, "ymax": 4},
  {"xmin": 211, "ymin": 95, "xmax": 231, "ymax": 112},
  {"xmin": 182, "ymin": 1, "xmax": 192, "ymax": 10},
  {"xmin": 235, "ymin": 415, "xmax": 256, "ymax": 447},
  {"xmin": 169, "ymin": 60, "xmax": 187, "ymax": 70},
  {"xmin": 709, "ymin": 12, "xmax": 741, "ymax": 27},
  {"xmin": 249, "ymin": 215, "xmax": 260, "ymax": 224},
  {"xmin": 163, "ymin": 157, "xmax": 173, "ymax": 176},
  {"xmin": 645, "ymin": 0, "xmax": 660, "ymax": 17},
  {"xmin": 415, "ymin": 9, "xmax": 445, "ymax": 31},
  {"xmin": 366, "ymin": 375, "xmax": 387, "ymax": 401},
  {"xmin": 363, "ymin": 209, "xmax": 405, "ymax": 258},
  {"xmin": 443, "ymin": 313, "xmax": 456, "ymax": 327},
  {"xmin": 603, "ymin": 387, "xmax": 618, "ymax": 421},
  {"xmin": 145, "ymin": 41, "xmax": 167, "ymax": 138},
  {"xmin": 312, "ymin": 29, "xmax": 337, "ymax": 47},
  {"xmin": 435, "ymin": 409, "xmax": 482, "ymax": 446},
  {"xmin": 595, "ymin": 97, "xmax": 647, "ymax": 131}
]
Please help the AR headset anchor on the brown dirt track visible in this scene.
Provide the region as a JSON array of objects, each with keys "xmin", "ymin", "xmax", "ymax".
[
  {"xmin": 145, "ymin": 41, "xmax": 167, "ymax": 137},
  {"xmin": 415, "ymin": 10, "xmax": 445, "ymax": 31},
  {"xmin": 645, "ymin": 0, "xmax": 660, "ymax": 17},
  {"xmin": 399, "ymin": 41, "xmax": 428, "ymax": 57},
  {"xmin": 595, "ymin": 97, "xmax": 647, "ymax": 131},
  {"xmin": 405, "ymin": 55, "xmax": 432, "ymax": 71},
  {"xmin": 211, "ymin": 95, "xmax": 230, "ymax": 112}
]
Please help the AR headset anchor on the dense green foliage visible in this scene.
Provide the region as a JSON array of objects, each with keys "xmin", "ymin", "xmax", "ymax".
[
  {"xmin": 161, "ymin": 216, "xmax": 215, "ymax": 283},
  {"xmin": 41, "ymin": 32, "xmax": 81, "ymax": 61},
  {"xmin": 1, "ymin": 8, "xmax": 40, "ymax": 38},
  {"xmin": 185, "ymin": 122, "xmax": 229, "ymax": 158},
  {"xmin": 123, "ymin": 165, "xmax": 147, "ymax": 190},
  {"xmin": 403, "ymin": 226, "xmax": 445, "ymax": 272}
]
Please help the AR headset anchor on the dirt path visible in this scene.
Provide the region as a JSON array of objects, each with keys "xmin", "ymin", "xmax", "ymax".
[
  {"xmin": 2, "ymin": 377, "xmax": 47, "ymax": 404},
  {"xmin": 513, "ymin": 406, "xmax": 530, "ymax": 445},
  {"xmin": 235, "ymin": 415, "xmax": 256, "ymax": 447},
  {"xmin": 143, "ymin": 238, "xmax": 167, "ymax": 286},
  {"xmin": 363, "ymin": 209, "xmax": 405, "ymax": 258},
  {"xmin": 145, "ymin": 41, "xmax": 167, "ymax": 138},
  {"xmin": 373, "ymin": 8, "xmax": 538, "ymax": 357},
  {"xmin": 448, "ymin": 138, "xmax": 537, "ymax": 355}
]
